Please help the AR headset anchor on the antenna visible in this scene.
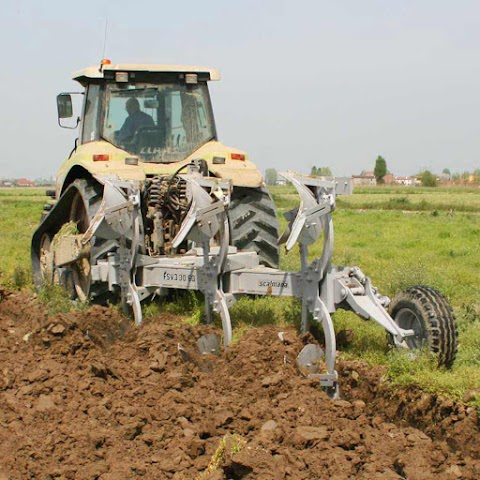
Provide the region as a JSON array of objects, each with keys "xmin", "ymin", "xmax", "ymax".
[
  {"xmin": 102, "ymin": 18, "xmax": 108, "ymax": 60},
  {"xmin": 99, "ymin": 18, "xmax": 110, "ymax": 72}
]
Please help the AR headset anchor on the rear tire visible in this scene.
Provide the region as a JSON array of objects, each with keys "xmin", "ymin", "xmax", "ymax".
[
  {"xmin": 69, "ymin": 181, "xmax": 94, "ymax": 300},
  {"xmin": 229, "ymin": 187, "xmax": 280, "ymax": 268},
  {"xmin": 389, "ymin": 286, "xmax": 457, "ymax": 368},
  {"xmin": 39, "ymin": 233, "xmax": 54, "ymax": 285},
  {"xmin": 67, "ymin": 179, "xmax": 115, "ymax": 300}
]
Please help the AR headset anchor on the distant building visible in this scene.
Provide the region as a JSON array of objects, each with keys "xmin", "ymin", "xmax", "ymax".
[
  {"xmin": 275, "ymin": 178, "xmax": 287, "ymax": 186},
  {"xmin": 439, "ymin": 173, "xmax": 451, "ymax": 183},
  {"xmin": 393, "ymin": 176, "xmax": 418, "ymax": 186},
  {"xmin": 16, "ymin": 178, "xmax": 36, "ymax": 187},
  {"xmin": 383, "ymin": 174, "xmax": 395, "ymax": 185},
  {"xmin": 351, "ymin": 170, "xmax": 423, "ymax": 187},
  {"xmin": 352, "ymin": 170, "xmax": 376, "ymax": 186}
]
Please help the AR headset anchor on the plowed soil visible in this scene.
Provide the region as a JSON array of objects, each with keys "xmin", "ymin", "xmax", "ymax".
[{"xmin": 0, "ymin": 287, "xmax": 479, "ymax": 480}]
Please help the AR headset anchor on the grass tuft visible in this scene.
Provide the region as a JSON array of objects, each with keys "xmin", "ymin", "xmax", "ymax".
[
  {"xmin": 12, "ymin": 266, "xmax": 29, "ymax": 289},
  {"xmin": 196, "ymin": 434, "xmax": 247, "ymax": 479},
  {"xmin": 38, "ymin": 284, "xmax": 88, "ymax": 315}
]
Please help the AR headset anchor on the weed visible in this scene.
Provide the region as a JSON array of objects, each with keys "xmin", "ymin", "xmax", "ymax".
[
  {"xmin": 386, "ymin": 263, "xmax": 430, "ymax": 297},
  {"xmin": 142, "ymin": 290, "xmax": 204, "ymax": 325},
  {"xmin": 38, "ymin": 284, "xmax": 87, "ymax": 315},
  {"xmin": 386, "ymin": 348, "xmax": 437, "ymax": 380},
  {"xmin": 12, "ymin": 266, "xmax": 29, "ymax": 289},
  {"xmin": 388, "ymin": 196, "xmax": 410, "ymax": 207},
  {"xmin": 448, "ymin": 249, "xmax": 470, "ymax": 258},
  {"xmin": 54, "ymin": 221, "xmax": 79, "ymax": 237},
  {"xmin": 142, "ymin": 301, "xmax": 162, "ymax": 318},
  {"xmin": 196, "ymin": 434, "xmax": 247, "ymax": 479},
  {"xmin": 459, "ymin": 303, "xmax": 480, "ymax": 326},
  {"xmin": 163, "ymin": 290, "xmax": 203, "ymax": 315}
]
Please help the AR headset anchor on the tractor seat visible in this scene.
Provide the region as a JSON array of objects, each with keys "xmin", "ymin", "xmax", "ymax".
[{"xmin": 133, "ymin": 126, "xmax": 166, "ymax": 151}]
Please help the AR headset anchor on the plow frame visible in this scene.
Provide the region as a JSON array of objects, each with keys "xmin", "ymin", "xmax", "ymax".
[
  {"xmin": 87, "ymin": 170, "xmax": 414, "ymax": 392},
  {"xmin": 34, "ymin": 168, "xmax": 415, "ymax": 394}
]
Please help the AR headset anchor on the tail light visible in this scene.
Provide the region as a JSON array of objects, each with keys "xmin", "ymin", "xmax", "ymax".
[{"xmin": 93, "ymin": 154, "xmax": 110, "ymax": 162}]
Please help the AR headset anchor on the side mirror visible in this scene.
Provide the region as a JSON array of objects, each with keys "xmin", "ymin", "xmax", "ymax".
[
  {"xmin": 144, "ymin": 99, "xmax": 159, "ymax": 109},
  {"xmin": 56, "ymin": 92, "xmax": 82, "ymax": 129},
  {"xmin": 57, "ymin": 94, "xmax": 73, "ymax": 118}
]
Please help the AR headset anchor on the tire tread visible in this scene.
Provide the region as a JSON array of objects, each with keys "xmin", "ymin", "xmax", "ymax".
[
  {"xmin": 228, "ymin": 187, "xmax": 280, "ymax": 268},
  {"xmin": 389, "ymin": 285, "xmax": 457, "ymax": 368}
]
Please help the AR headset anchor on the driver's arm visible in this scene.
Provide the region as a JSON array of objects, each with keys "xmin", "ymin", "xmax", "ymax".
[{"xmin": 117, "ymin": 117, "xmax": 134, "ymax": 143}]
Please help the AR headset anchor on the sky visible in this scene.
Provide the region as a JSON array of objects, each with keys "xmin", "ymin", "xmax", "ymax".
[{"xmin": 0, "ymin": 0, "xmax": 479, "ymax": 179}]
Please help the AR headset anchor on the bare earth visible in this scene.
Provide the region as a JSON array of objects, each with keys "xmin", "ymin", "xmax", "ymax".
[{"xmin": 0, "ymin": 287, "xmax": 478, "ymax": 479}]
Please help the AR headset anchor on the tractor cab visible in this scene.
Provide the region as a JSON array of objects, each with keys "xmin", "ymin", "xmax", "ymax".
[{"xmin": 57, "ymin": 61, "xmax": 220, "ymax": 164}]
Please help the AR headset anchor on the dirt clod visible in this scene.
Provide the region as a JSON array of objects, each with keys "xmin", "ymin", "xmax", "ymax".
[
  {"xmin": 260, "ymin": 420, "xmax": 278, "ymax": 433},
  {"xmin": 463, "ymin": 388, "xmax": 480, "ymax": 403},
  {"xmin": 47, "ymin": 322, "xmax": 66, "ymax": 335}
]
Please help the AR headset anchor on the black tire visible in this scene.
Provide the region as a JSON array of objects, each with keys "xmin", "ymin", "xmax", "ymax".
[
  {"xmin": 389, "ymin": 286, "xmax": 457, "ymax": 368},
  {"xmin": 228, "ymin": 187, "xmax": 280, "ymax": 268},
  {"xmin": 38, "ymin": 232, "xmax": 54, "ymax": 285}
]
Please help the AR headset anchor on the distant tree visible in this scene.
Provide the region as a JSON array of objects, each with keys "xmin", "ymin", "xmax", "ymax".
[
  {"xmin": 310, "ymin": 166, "xmax": 332, "ymax": 177},
  {"xmin": 451, "ymin": 172, "xmax": 460, "ymax": 184},
  {"xmin": 420, "ymin": 170, "xmax": 438, "ymax": 187},
  {"xmin": 317, "ymin": 166, "xmax": 332, "ymax": 176},
  {"xmin": 374, "ymin": 156, "xmax": 387, "ymax": 184},
  {"xmin": 473, "ymin": 169, "xmax": 480, "ymax": 184},
  {"xmin": 265, "ymin": 168, "xmax": 278, "ymax": 186},
  {"xmin": 442, "ymin": 168, "xmax": 451, "ymax": 175},
  {"xmin": 461, "ymin": 171, "xmax": 470, "ymax": 185},
  {"xmin": 34, "ymin": 177, "xmax": 55, "ymax": 186}
]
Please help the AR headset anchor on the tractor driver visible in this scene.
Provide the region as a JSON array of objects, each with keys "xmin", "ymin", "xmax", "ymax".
[{"xmin": 117, "ymin": 97, "xmax": 154, "ymax": 143}]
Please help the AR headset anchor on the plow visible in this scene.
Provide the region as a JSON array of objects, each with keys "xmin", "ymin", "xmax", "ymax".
[{"xmin": 31, "ymin": 60, "xmax": 457, "ymax": 396}]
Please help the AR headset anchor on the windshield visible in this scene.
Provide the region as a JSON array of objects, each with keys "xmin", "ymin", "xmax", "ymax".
[{"xmin": 102, "ymin": 82, "xmax": 216, "ymax": 163}]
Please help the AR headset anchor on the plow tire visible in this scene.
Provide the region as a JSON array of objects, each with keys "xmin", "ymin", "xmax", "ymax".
[
  {"xmin": 229, "ymin": 187, "xmax": 280, "ymax": 268},
  {"xmin": 389, "ymin": 285, "xmax": 457, "ymax": 368}
]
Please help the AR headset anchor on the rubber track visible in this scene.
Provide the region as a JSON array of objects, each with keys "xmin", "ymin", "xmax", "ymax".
[
  {"xmin": 389, "ymin": 285, "xmax": 458, "ymax": 367},
  {"xmin": 228, "ymin": 187, "xmax": 280, "ymax": 268}
]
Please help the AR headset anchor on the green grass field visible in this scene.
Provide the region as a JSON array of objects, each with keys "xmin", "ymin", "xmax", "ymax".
[
  {"xmin": 2, "ymin": 185, "xmax": 480, "ymax": 402},
  {"xmin": 0, "ymin": 188, "xmax": 47, "ymax": 286}
]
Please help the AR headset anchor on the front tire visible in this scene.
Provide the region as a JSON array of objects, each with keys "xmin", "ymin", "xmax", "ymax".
[{"xmin": 389, "ymin": 286, "xmax": 457, "ymax": 368}]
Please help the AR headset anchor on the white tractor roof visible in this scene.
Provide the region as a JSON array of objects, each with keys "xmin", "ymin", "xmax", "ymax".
[{"xmin": 73, "ymin": 63, "xmax": 221, "ymax": 83}]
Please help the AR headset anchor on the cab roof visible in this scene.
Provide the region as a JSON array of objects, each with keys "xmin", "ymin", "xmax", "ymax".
[{"xmin": 73, "ymin": 63, "xmax": 221, "ymax": 85}]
